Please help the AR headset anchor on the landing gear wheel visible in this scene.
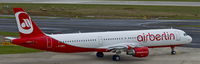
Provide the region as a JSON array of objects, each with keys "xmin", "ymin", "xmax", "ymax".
[
  {"xmin": 171, "ymin": 51, "xmax": 176, "ymax": 55},
  {"xmin": 96, "ymin": 52, "xmax": 104, "ymax": 58},
  {"xmin": 170, "ymin": 46, "xmax": 176, "ymax": 55},
  {"xmin": 112, "ymin": 55, "xmax": 120, "ymax": 61}
]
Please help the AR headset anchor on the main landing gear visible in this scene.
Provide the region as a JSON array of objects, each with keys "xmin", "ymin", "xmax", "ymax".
[
  {"xmin": 112, "ymin": 50, "xmax": 121, "ymax": 61},
  {"xmin": 112, "ymin": 55, "xmax": 120, "ymax": 61},
  {"xmin": 96, "ymin": 51, "xmax": 121, "ymax": 61},
  {"xmin": 171, "ymin": 46, "xmax": 176, "ymax": 55},
  {"xmin": 96, "ymin": 52, "xmax": 104, "ymax": 58}
]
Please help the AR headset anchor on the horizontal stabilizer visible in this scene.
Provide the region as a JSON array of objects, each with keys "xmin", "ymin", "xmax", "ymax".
[{"xmin": 4, "ymin": 37, "xmax": 16, "ymax": 40}]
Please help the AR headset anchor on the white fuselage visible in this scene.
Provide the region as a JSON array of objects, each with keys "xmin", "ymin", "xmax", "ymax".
[{"xmin": 49, "ymin": 29, "xmax": 192, "ymax": 49}]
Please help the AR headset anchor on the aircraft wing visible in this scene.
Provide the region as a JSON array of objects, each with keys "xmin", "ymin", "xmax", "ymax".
[{"xmin": 99, "ymin": 43, "xmax": 142, "ymax": 51}]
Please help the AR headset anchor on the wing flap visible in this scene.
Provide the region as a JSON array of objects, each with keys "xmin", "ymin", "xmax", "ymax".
[{"xmin": 99, "ymin": 43, "xmax": 141, "ymax": 50}]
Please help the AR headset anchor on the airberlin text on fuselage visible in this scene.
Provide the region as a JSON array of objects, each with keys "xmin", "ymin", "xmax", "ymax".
[{"xmin": 137, "ymin": 32, "xmax": 175, "ymax": 42}]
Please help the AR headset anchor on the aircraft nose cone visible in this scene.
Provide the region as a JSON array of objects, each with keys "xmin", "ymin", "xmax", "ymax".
[{"xmin": 188, "ymin": 36, "xmax": 192, "ymax": 43}]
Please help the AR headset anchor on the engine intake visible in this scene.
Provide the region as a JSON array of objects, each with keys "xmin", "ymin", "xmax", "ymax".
[{"xmin": 126, "ymin": 47, "xmax": 149, "ymax": 58}]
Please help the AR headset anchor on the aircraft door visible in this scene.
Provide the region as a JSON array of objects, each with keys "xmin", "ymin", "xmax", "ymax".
[
  {"xmin": 46, "ymin": 37, "xmax": 53, "ymax": 48},
  {"xmin": 175, "ymin": 31, "xmax": 181, "ymax": 41},
  {"xmin": 98, "ymin": 36, "xmax": 103, "ymax": 47}
]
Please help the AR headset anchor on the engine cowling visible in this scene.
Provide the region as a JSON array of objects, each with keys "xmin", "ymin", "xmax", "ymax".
[{"xmin": 126, "ymin": 47, "xmax": 149, "ymax": 58}]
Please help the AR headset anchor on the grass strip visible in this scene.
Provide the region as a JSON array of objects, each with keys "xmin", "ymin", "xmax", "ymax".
[
  {"xmin": 1, "ymin": 3, "xmax": 200, "ymax": 19},
  {"xmin": 0, "ymin": 32, "xmax": 19, "ymax": 36},
  {"xmin": 0, "ymin": 46, "xmax": 42, "ymax": 54}
]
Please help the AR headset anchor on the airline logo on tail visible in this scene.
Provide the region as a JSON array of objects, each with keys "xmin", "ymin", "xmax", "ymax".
[{"xmin": 15, "ymin": 12, "xmax": 33, "ymax": 34}]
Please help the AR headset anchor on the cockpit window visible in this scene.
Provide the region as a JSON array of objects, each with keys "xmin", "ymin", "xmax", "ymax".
[{"xmin": 184, "ymin": 33, "xmax": 188, "ymax": 36}]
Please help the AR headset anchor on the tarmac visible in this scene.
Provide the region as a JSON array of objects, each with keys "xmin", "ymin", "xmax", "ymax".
[{"xmin": 0, "ymin": 47, "xmax": 199, "ymax": 64}]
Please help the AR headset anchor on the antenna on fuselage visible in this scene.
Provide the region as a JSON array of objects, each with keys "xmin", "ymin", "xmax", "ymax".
[
  {"xmin": 170, "ymin": 26, "xmax": 173, "ymax": 29},
  {"xmin": 78, "ymin": 31, "xmax": 81, "ymax": 33}
]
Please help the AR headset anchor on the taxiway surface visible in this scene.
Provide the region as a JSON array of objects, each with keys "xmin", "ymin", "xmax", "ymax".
[{"xmin": 0, "ymin": 47, "xmax": 200, "ymax": 64}]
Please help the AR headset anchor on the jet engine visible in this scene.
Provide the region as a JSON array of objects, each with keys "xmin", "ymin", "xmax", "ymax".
[{"xmin": 126, "ymin": 47, "xmax": 149, "ymax": 57}]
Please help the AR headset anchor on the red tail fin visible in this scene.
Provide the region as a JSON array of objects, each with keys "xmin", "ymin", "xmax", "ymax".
[{"xmin": 13, "ymin": 8, "xmax": 45, "ymax": 38}]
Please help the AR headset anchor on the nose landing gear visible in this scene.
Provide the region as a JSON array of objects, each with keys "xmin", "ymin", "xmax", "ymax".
[{"xmin": 171, "ymin": 46, "xmax": 176, "ymax": 55}]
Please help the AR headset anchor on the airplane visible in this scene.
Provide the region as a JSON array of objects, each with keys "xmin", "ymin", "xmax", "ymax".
[{"xmin": 6, "ymin": 8, "xmax": 192, "ymax": 61}]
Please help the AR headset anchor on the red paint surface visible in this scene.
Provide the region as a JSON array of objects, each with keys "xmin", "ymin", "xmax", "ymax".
[
  {"xmin": 12, "ymin": 36, "xmax": 108, "ymax": 53},
  {"xmin": 133, "ymin": 47, "xmax": 149, "ymax": 57},
  {"xmin": 13, "ymin": 8, "xmax": 45, "ymax": 38}
]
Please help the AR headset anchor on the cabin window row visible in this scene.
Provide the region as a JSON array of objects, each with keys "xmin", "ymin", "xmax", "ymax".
[
  {"xmin": 62, "ymin": 39, "xmax": 97, "ymax": 43},
  {"xmin": 103, "ymin": 37, "xmax": 135, "ymax": 40}
]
